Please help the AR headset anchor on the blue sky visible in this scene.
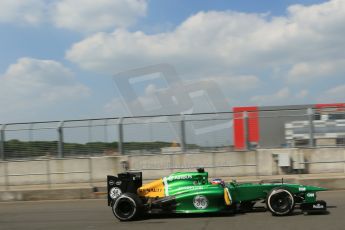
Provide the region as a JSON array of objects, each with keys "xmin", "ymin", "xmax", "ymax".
[{"xmin": 0, "ymin": 0, "xmax": 344, "ymax": 123}]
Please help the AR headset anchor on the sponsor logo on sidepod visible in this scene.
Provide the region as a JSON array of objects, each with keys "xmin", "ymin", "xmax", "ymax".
[{"xmin": 193, "ymin": 195, "xmax": 208, "ymax": 209}]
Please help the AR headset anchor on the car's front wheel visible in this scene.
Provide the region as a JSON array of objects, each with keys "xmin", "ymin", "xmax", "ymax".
[
  {"xmin": 266, "ymin": 188, "xmax": 295, "ymax": 216},
  {"xmin": 112, "ymin": 193, "xmax": 143, "ymax": 221}
]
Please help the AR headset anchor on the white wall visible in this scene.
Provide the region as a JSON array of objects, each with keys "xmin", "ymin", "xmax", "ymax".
[{"xmin": 0, "ymin": 148, "xmax": 344, "ymax": 187}]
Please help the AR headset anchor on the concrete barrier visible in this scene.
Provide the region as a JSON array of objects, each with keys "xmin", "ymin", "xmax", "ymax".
[
  {"xmin": 128, "ymin": 151, "xmax": 258, "ymax": 179},
  {"xmin": 7, "ymin": 160, "xmax": 48, "ymax": 185},
  {"xmin": 0, "ymin": 148, "xmax": 344, "ymax": 188},
  {"xmin": 49, "ymin": 158, "xmax": 90, "ymax": 184},
  {"xmin": 0, "ymin": 156, "xmax": 123, "ymax": 187},
  {"xmin": 303, "ymin": 148, "xmax": 345, "ymax": 173}
]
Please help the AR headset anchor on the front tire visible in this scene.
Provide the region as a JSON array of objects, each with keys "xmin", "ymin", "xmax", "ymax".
[
  {"xmin": 112, "ymin": 193, "xmax": 143, "ymax": 221},
  {"xmin": 266, "ymin": 188, "xmax": 295, "ymax": 216}
]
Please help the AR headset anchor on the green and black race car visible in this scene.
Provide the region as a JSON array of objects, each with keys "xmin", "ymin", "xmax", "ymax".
[{"xmin": 107, "ymin": 168, "xmax": 327, "ymax": 221}]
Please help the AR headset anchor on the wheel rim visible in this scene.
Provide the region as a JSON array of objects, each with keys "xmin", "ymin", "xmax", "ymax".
[
  {"xmin": 118, "ymin": 201, "xmax": 133, "ymax": 215},
  {"xmin": 114, "ymin": 197, "xmax": 136, "ymax": 220},
  {"xmin": 268, "ymin": 190, "xmax": 293, "ymax": 214}
]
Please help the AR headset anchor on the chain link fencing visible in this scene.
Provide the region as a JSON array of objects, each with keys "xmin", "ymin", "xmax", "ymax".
[{"xmin": 0, "ymin": 107, "xmax": 344, "ymax": 160}]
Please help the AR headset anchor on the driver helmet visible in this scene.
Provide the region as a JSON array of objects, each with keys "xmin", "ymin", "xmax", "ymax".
[{"xmin": 211, "ymin": 178, "xmax": 225, "ymax": 186}]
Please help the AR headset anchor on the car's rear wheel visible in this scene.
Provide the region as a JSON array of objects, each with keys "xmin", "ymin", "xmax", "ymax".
[
  {"xmin": 112, "ymin": 193, "xmax": 143, "ymax": 221},
  {"xmin": 266, "ymin": 188, "xmax": 295, "ymax": 216}
]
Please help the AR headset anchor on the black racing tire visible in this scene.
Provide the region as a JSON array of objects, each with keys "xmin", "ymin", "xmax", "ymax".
[
  {"xmin": 112, "ymin": 193, "xmax": 143, "ymax": 221},
  {"xmin": 266, "ymin": 188, "xmax": 295, "ymax": 216}
]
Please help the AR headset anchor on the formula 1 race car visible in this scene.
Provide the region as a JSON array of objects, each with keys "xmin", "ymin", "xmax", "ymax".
[{"xmin": 107, "ymin": 169, "xmax": 327, "ymax": 221}]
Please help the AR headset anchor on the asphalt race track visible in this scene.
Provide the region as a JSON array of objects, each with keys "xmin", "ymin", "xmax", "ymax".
[{"xmin": 0, "ymin": 191, "xmax": 344, "ymax": 230}]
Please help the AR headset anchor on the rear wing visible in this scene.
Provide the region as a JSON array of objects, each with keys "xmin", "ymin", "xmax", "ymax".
[{"xmin": 107, "ymin": 172, "xmax": 142, "ymax": 206}]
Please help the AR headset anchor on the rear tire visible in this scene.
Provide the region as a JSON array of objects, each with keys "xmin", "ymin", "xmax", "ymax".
[
  {"xmin": 266, "ymin": 188, "xmax": 295, "ymax": 216},
  {"xmin": 112, "ymin": 193, "xmax": 143, "ymax": 221}
]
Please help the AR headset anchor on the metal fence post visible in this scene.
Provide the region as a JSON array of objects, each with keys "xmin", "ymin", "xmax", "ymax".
[
  {"xmin": 118, "ymin": 118, "xmax": 124, "ymax": 155},
  {"xmin": 57, "ymin": 121, "xmax": 64, "ymax": 158},
  {"xmin": 0, "ymin": 124, "xmax": 6, "ymax": 160},
  {"xmin": 89, "ymin": 157, "xmax": 93, "ymax": 187},
  {"xmin": 104, "ymin": 119, "xmax": 109, "ymax": 143},
  {"xmin": 46, "ymin": 159, "xmax": 51, "ymax": 189},
  {"xmin": 255, "ymin": 150, "xmax": 259, "ymax": 178},
  {"xmin": 5, "ymin": 161, "xmax": 9, "ymax": 190},
  {"xmin": 29, "ymin": 123, "xmax": 34, "ymax": 157},
  {"xmin": 180, "ymin": 115, "xmax": 186, "ymax": 153},
  {"xmin": 343, "ymin": 150, "xmax": 345, "ymax": 174},
  {"xmin": 88, "ymin": 120, "xmax": 93, "ymax": 156},
  {"xmin": 307, "ymin": 108, "xmax": 315, "ymax": 147},
  {"xmin": 243, "ymin": 111, "xmax": 250, "ymax": 150}
]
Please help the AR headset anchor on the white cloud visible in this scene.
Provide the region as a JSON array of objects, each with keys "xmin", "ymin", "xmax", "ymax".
[
  {"xmin": 250, "ymin": 87, "xmax": 313, "ymax": 106},
  {"xmin": 287, "ymin": 60, "xmax": 345, "ymax": 83},
  {"xmin": 52, "ymin": 0, "xmax": 147, "ymax": 33},
  {"xmin": 104, "ymin": 84, "xmax": 162, "ymax": 117},
  {"xmin": 65, "ymin": 13, "xmax": 269, "ymax": 74},
  {"xmin": 251, "ymin": 88, "xmax": 292, "ymax": 106},
  {"xmin": 65, "ymin": 0, "xmax": 345, "ymax": 108},
  {"xmin": 0, "ymin": 0, "xmax": 147, "ymax": 32},
  {"xmin": 145, "ymin": 84, "xmax": 157, "ymax": 95},
  {"xmin": 205, "ymin": 75, "xmax": 260, "ymax": 93},
  {"xmin": 66, "ymin": 0, "xmax": 345, "ymax": 83},
  {"xmin": 318, "ymin": 84, "xmax": 345, "ymax": 102},
  {"xmin": 104, "ymin": 98, "xmax": 129, "ymax": 117},
  {"xmin": 0, "ymin": 58, "xmax": 91, "ymax": 117},
  {"xmin": 0, "ymin": 0, "xmax": 46, "ymax": 25},
  {"xmin": 296, "ymin": 89, "xmax": 309, "ymax": 99}
]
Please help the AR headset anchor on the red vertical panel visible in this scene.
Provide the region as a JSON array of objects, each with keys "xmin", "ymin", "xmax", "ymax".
[
  {"xmin": 233, "ymin": 109, "xmax": 245, "ymax": 149},
  {"xmin": 248, "ymin": 110, "xmax": 259, "ymax": 142},
  {"xmin": 233, "ymin": 106, "xmax": 259, "ymax": 150}
]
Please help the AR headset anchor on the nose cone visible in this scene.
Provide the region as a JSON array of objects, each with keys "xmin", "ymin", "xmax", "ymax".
[{"xmin": 306, "ymin": 185, "xmax": 327, "ymax": 192}]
